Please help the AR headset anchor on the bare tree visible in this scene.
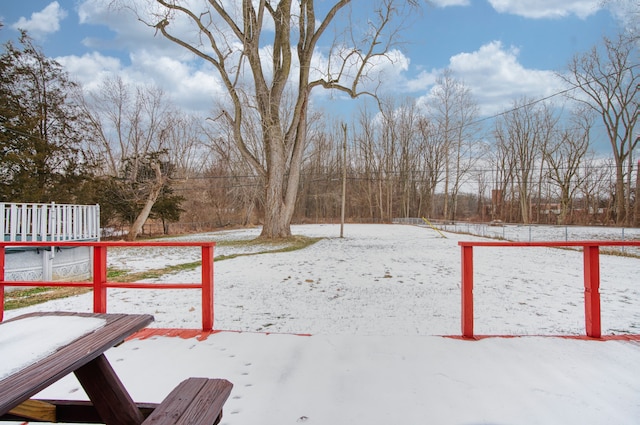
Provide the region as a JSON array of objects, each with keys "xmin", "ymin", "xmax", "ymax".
[
  {"xmin": 393, "ymin": 98, "xmax": 422, "ymax": 218},
  {"xmin": 494, "ymin": 99, "xmax": 555, "ymax": 224},
  {"xmin": 353, "ymin": 100, "xmax": 386, "ymax": 221},
  {"xmin": 427, "ymin": 69, "xmax": 480, "ymax": 221},
  {"xmin": 474, "ymin": 164, "xmax": 490, "ymax": 221},
  {"xmin": 579, "ymin": 156, "xmax": 615, "ymax": 224},
  {"xmin": 82, "ymin": 76, "xmax": 181, "ymax": 240},
  {"xmin": 291, "ymin": 112, "xmax": 341, "ymax": 222},
  {"xmin": 350, "ymin": 95, "xmax": 422, "ymax": 221},
  {"xmin": 559, "ymin": 33, "xmax": 639, "ymax": 225},
  {"xmin": 490, "ymin": 128, "xmax": 516, "ymax": 222},
  {"xmin": 203, "ymin": 114, "xmax": 263, "ymax": 227},
  {"xmin": 415, "ymin": 116, "xmax": 446, "ymax": 218},
  {"xmin": 377, "ymin": 96, "xmax": 401, "ymax": 221},
  {"xmin": 544, "ymin": 108, "xmax": 592, "ymax": 224},
  {"xmin": 124, "ymin": 0, "xmax": 419, "ymax": 239},
  {"xmin": 167, "ymin": 115, "xmax": 211, "ymax": 179}
]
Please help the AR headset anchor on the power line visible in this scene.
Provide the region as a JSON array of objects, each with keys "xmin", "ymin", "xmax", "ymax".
[{"xmin": 469, "ymin": 63, "xmax": 640, "ymax": 127}]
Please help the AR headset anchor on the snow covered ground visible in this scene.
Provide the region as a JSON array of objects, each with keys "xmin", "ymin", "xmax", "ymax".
[
  {"xmin": 7, "ymin": 223, "xmax": 638, "ymax": 336},
  {"xmin": 3, "ymin": 224, "xmax": 640, "ymax": 424}
]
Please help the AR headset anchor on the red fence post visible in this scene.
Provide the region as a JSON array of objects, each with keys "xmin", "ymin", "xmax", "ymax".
[
  {"xmin": 201, "ymin": 244, "xmax": 214, "ymax": 331},
  {"xmin": 583, "ymin": 245, "xmax": 601, "ymax": 338},
  {"xmin": 461, "ymin": 245, "xmax": 474, "ymax": 338},
  {"xmin": 0, "ymin": 246, "xmax": 5, "ymax": 322},
  {"xmin": 93, "ymin": 245, "xmax": 107, "ymax": 313}
]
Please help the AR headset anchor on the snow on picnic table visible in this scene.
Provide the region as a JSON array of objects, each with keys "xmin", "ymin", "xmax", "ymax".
[{"xmin": 0, "ymin": 315, "xmax": 105, "ymax": 380}]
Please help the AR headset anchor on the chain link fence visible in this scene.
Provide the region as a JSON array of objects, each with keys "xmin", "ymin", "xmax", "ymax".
[{"xmin": 393, "ymin": 217, "xmax": 640, "ymax": 257}]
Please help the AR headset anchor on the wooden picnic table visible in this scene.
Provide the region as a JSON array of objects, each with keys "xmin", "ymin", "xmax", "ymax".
[
  {"xmin": 0, "ymin": 311, "xmax": 233, "ymax": 424},
  {"xmin": 0, "ymin": 312, "xmax": 154, "ymax": 424}
]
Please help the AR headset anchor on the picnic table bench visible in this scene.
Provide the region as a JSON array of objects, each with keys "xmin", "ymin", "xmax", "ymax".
[
  {"xmin": 0, "ymin": 312, "xmax": 232, "ymax": 424},
  {"xmin": 143, "ymin": 378, "xmax": 232, "ymax": 425}
]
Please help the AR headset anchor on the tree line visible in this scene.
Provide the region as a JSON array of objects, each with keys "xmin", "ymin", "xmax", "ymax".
[
  {"xmin": 1, "ymin": 9, "xmax": 638, "ymax": 239},
  {"xmin": 178, "ymin": 88, "xmax": 637, "ymax": 230}
]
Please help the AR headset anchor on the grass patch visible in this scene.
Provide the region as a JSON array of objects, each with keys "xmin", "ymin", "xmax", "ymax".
[
  {"xmin": 4, "ymin": 286, "xmax": 91, "ymax": 310},
  {"xmin": 600, "ymin": 247, "xmax": 640, "ymax": 259},
  {"xmin": 3, "ymin": 236, "xmax": 322, "ymax": 310},
  {"xmin": 108, "ymin": 269, "xmax": 129, "ymax": 279},
  {"xmin": 215, "ymin": 236, "xmax": 322, "ymax": 261},
  {"xmin": 109, "ymin": 261, "xmax": 203, "ymax": 283}
]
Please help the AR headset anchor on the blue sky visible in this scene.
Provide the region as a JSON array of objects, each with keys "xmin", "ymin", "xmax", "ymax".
[{"xmin": 0, "ymin": 0, "xmax": 629, "ymax": 121}]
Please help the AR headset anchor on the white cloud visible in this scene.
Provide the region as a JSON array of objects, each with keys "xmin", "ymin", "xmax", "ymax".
[
  {"xmin": 405, "ymin": 69, "xmax": 438, "ymax": 92},
  {"xmin": 57, "ymin": 52, "xmax": 122, "ymax": 91},
  {"xmin": 367, "ymin": 49, "xmax": 411, "ymax": 88},
  {"xmin": 417, "ymin": 41, "xmax": 565, "ymax": 116},
  {"xmin": 58, "ymin": 49, "xmax": 225, "ymax": 116},
  {"xmin": 78, "ymin": 0, "xmax": 185, "ymax": 57},
  {"xmin": 78, "ymin": 0, "xmax": 268, "ymax": 62},
  {"xmin": 606, "ymin": 0, "xmax": 640, "ymax": 36},
  {"xmin": 11, "ymin": 1, "xmax": 68, "ymax": 38},
  {"xmin": 73, "ymin": 0, "xmax": 229, "ymax": 115},
  {"xmin": 127, "ymin": 51, "xmax": 226, "ymax": 115},
  {"xmin": 487, "ymin": 0, "xmax": 601, "ymax": 19}
]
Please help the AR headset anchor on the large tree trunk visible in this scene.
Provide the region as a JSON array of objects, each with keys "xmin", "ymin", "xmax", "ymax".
[
  {"xmin": 635, "ymin": 159, "xmax": 640, "ymax": 227},
  {"xmin": 126, "ymin": 163, "xmax": 165, "ymax": 241},
  {"xmin": 259, "ymin": 108, "xmax": 306, "ymax": 239},
  {"xmin": 261, "ymin": 166, "xmax": 293, "ymax": 239},
  {"xmin": 614, "ymin": 162, "xmax": 626, "ymax": 224}
]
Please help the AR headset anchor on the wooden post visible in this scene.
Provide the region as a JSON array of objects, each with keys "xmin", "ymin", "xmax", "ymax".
[
  {"xmin": 340, "ymin": 123, "xmax": 347, "ymax": 238},
  {"xmin": 461, "ymin": 245, "xmax": 474, "ymax": 338},
  {"xmin": 93, "ymin": 245, "xmax": 107, "ymax": 313},
  {"xmin": 201, "ymin": 244, "xmax": 214, "ymax": 331},
  {"xmin": 74, "ymin": 355, "xmax": 145, "ymax": 425},
  {"xmin": 583, "ymin": 245, "xmax": 601, "ymax": 338}
]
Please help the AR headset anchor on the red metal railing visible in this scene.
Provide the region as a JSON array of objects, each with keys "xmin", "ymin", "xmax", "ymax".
[
  {"xmin": 458, "ymin": 240, "xmax": 640, "ymax": 339},
  {"xmin": 0, "ymin": 241, "xmax": 215, "ymax": 331}
]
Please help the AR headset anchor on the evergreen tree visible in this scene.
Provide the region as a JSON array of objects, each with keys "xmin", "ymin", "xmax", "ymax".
[{"xmin": 0, "ymin": 31, "xmax": 94, "ymax": 203}]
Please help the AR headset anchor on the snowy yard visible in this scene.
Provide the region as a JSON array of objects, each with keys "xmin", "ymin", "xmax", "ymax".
[
  {"xmin": 6, "ymin": 223, "xmax": 639, "ymax": 336},
  {"xmin": 3, "ymin": 224, "xmax": 639, "ymax": 424}
]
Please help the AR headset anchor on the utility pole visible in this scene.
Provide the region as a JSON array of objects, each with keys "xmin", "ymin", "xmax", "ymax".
[
  {"xmin": 340, "ymin": 123, "xmax": 347, "ymax": 238},
  {"xmin": 635, "ymin": 159, "xmax": 640, "ymax": 226}
]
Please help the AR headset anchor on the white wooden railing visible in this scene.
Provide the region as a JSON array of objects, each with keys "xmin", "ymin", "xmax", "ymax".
[{"xmin": 1, "ymin": 203, "xmax": 100, "ymax": 242}]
